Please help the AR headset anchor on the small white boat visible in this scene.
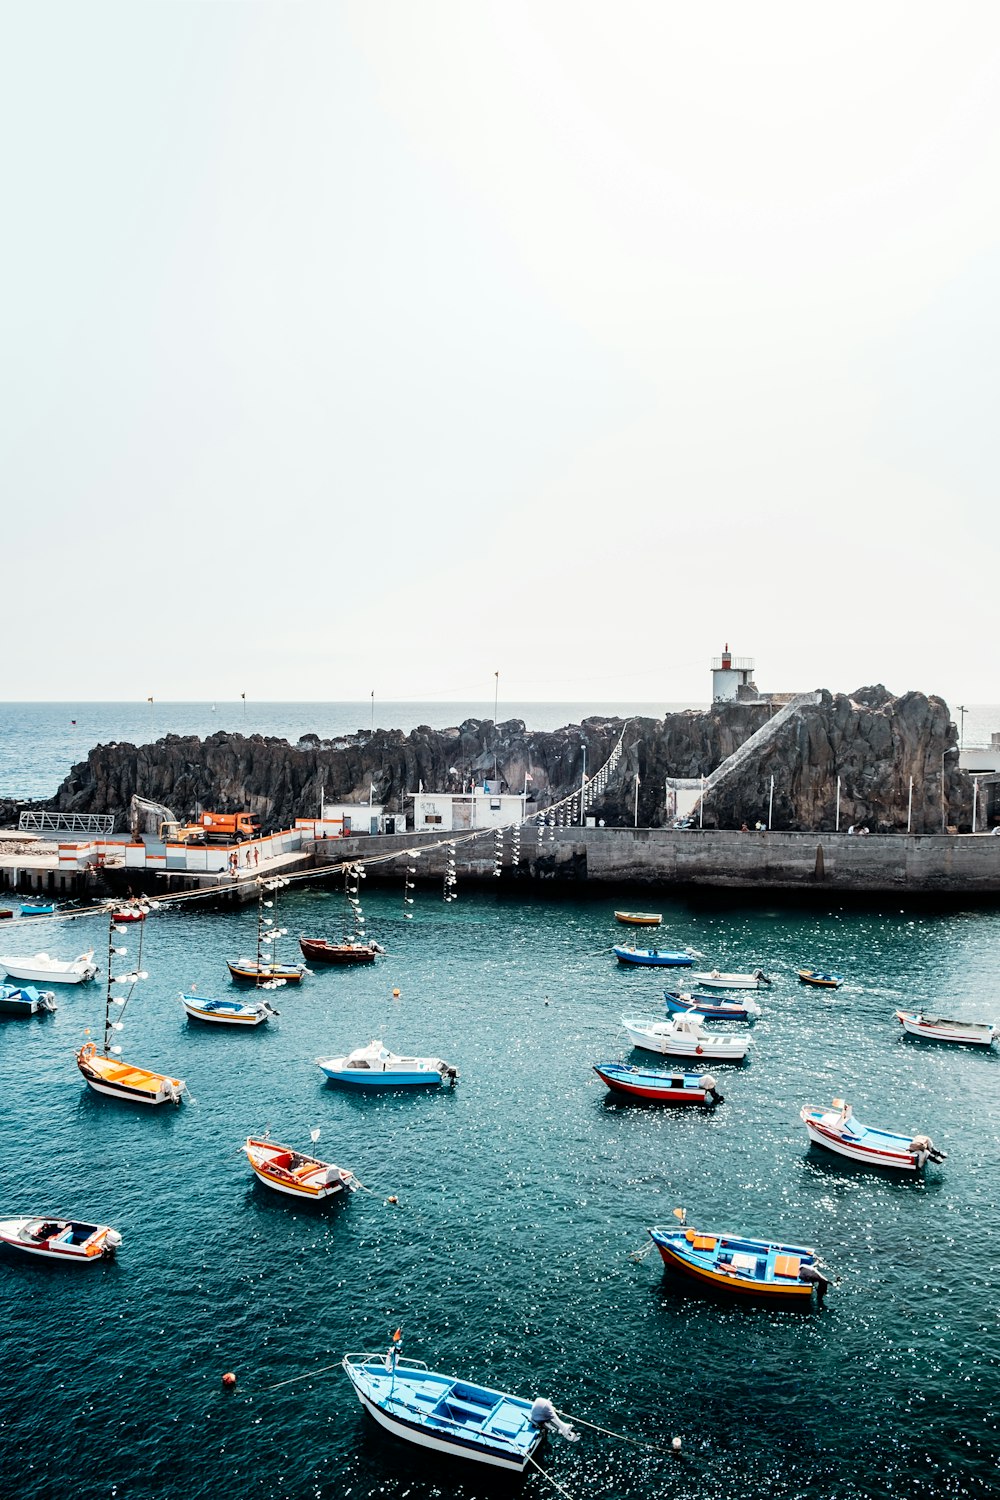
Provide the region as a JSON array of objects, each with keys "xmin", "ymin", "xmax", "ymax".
[
  {"xmin": 691, "ymin": 969, "xmax": 771, "ymax": 990},
  {"xmin": 800, "ymin": 1099, "xmax": 947, "ymax": 1171},
  {"xmin": 894, "ymin": 1010, "xmax": 997, "ymax": 1047},
  {"xmin": 242, "ymin": 1135, "xmax": 357, "ymax": 1199},
  {"xmin": 0, "ymin": 1216, "xmax": 122, "ymax": 1263},
  {"xmin": 180, "ymin": 993, "xmax": 278, "ymax": 1026},
  {"xmin": 316, "ymin": 1040, "xmax": 459, "ymax": 1088},
  {"xmin": 622, "ymin": 1013, "xmax": 751, "ymax": 1060},
  {"xmin": 0, "ymin": 951, "xmax": 97, "ymax": 985}
]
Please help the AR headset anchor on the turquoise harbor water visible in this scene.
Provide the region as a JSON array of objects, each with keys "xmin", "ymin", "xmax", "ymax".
[{"xmin": 1, "ymin": 883, "xmax": 998, "ymax": 1500}]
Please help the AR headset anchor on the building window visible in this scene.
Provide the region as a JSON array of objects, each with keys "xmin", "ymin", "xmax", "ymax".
[{"xmin": 424, "ymin": 814, "xmax": 442, "ymax": 825}]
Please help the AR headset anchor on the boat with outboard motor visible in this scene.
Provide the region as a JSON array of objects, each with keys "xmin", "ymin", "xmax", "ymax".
[
  {"xmin": 800, "ymin": 1098, "xmax": 946, "ymax": 1171},
  {"xmin": 299, "ymin": 936, "xmax": 385, "ymax": 965},
  {"xmin": 242, "ymin": 1134, "xmax": 357, "ymax": 1200},
  {"xmin": 0, "ymin": 981, "xmax": 57, "ymax": 1017},
  {"xmin": 228, "ymin": 876, "xmax": 308, "ymax": 986},
  {"xmin": 0, "ymin": 951, "xmax": 97, "ymax": 984},
  {"xmin": 614, "ymin": 911, "xmax": 662, "ymax": 926},
  {"xmin": 181, "ymin": 993, "xmax": 278, "ymax": 1026},
  {"xmin": 614, "ymin": 945, "xmax": 693, "ymax": 967},
  {"xmin": 593, "ymin": 1060, "xmax": 723, "ymax": 1104},
  {"xmin": 798, "ymin": 969, "xmax": 842, "ymax": 988},
  {"xmin": 894, "ymin": 1009, "xmax": 997, "ymax": 1047},
  {"xmin": 648, "ymin": 1209, "xmax": 828, "ymax": 1302},
  {"xmin": 622, "ymin": 1013, "xmax": 750, "ymax": 1060},
  {"xmin": 664, "ymin": 989, "xmax": 761, "ymax": 1021},
  {"xmin": 691, "ymin": 969, "xmax": 770, "ymax": 990},
  {"xmin": 342, "ymin": 1333, "xmax": 577, "ymax": 1472},
  {"xmin": 317, "ymin": 1040, "xmax": 459, "ymax": 1088},
  {"xmin": 0, "ymin": 1216, "xmax": 122, "ymax": 1263}
]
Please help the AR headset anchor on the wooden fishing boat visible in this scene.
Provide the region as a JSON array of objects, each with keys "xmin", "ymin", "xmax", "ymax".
[
  {"xmin": 0, "ymin": 1217, "xmax": 122, "ymax": 1263},
  {"xmin": 0, "ymin": 982, "xmax": 57, "ymax": 1016},
  {"xmin": 894, "ymin": 1010, "xmax": 997, "ymax": 1047},
  {"xmin": 691, "ymin": 969, "xmax": 771, "ymax": 990},
  {"xmin": 614, "ymin": 910, "xmax": 662, "ymax": 926},
  {"xmin": 664, "ymin": 989, "xmax": 761, "ymax": 1020},
  {"xmin": 648, "ymin": 1212, "xmax": 828, "ymax": 1302},
  {"xmin": 180, "ymin": 993, "xmax": 278, "ymax": 1026},
  {"xmin": 593, "ymin": 1060, "xmax": 723, "ymax": 1104},
  {"xmin": 614, "ymin": 945, "xmax": 693, "ymax": 967},
  {"xmin": 299, "ymin": 936, "xmax": 385, "ymax": 965},
  {"xmin": 19, "ymin": 902, "xmax": 55, "ymax": 917},
  {"xmin": 622, "ymin": 1013, "xmax": 750, "ymax": 1060},
  {"xmin": 111, "ymin": 906, "xmax": 146, "ymax": 923},
  {"xmin": 76, "ymin": 914, "xmax": 185, "ymax": 1106},
  {"xmin": 800, "ymin": 1099, "xmax": 946, "ymax": 1171},
  {"xmin": 798, "ymin": 969, "xmax": 842, "ymax": 988},
  {"xmin": 0, "ymin": 951, "xmax": 97, "ymax": 984},
  {"xmin": 317, "ymin": 1040, "xmax": 459, "ymax": 1087},
  {"xmin": 228, "ymin": 877, "xmax": 307, "ymax": 986},
  {"xmin": 342, "ymin": 1341, "xmax": 569, "ymax": 1472},
  {"xmin": 228, "ymin": 958, "xmax": 306, "ymax": 985},
  {"xmin": 242, "ymin": 1135, "xmax": 356, "ymax": 1199}
]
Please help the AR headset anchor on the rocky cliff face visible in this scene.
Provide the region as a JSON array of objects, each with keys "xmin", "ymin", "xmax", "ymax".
[{"xmin": 48, "ymin": 689, "xmax": 975, "ymax": 835}]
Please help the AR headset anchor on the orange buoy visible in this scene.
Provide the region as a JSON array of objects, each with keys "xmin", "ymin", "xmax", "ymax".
[
  {"xmin": 392, "ymin": 988, "xmax": 401, "ymax": 998},
  {"xmin": 222, "ymin": 1372, "xmax": 237, "ymax": 1388}
]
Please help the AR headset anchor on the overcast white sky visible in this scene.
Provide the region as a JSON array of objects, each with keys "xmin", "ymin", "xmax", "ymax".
[{"xmin": 3, "ymin": 2, "xmax": 998, "ymax": 705}]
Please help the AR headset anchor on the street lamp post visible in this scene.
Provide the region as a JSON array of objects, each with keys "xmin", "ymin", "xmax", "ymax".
[{"xmin": 956, "ymin": 705, "xmax": 967, "ymax": 750}]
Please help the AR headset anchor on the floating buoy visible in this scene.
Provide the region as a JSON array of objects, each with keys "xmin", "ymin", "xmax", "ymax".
[
  {"xmin": 222, "ymin": 1372, "xmax": 237, "ymax": 1388},
  {"xmin": 392, "ymin": 988, "xmax": 401, "ymax": 998},
  {"xmin": 671, "ymin": 1435, "xmax": 682, "ymax": 1452},
  {"xmin": 386, "ymin": 1195, "xmax": 398, "ymax": 1205}
]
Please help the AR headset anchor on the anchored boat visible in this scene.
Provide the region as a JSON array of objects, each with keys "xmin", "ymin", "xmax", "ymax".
[
  {"xmin": 593, "ymin": 1060, "xmax": 723, "ymax": 1104},
  {"xmin": 0, "ymin": 951, "xmax": 97, "ymax": 984},
  {"xmin": 800, "ymin": 1099, "xmax": 946, "ymax": 1171},
  {"xmin": 180, "ymin": 993, "xmax": 278, "ymax": 1026},
  {"xmin": 342, "ymin": 1335, "xmax": 575, "ymax": 1472},
  {"xmin": 664, "ymin": 989, "xmax": 761, "ymax": 1020},
  {"xmin": 0, "ymin": 982, "xmax": 57, "ymax": 1017},
  {"xmin": 894, "ymin": 1010, "xmax": 997, "ymax": 1047},
  {"xmin": 798, "ymin": 969, "xmax": 843, "ymax": 988},
  {"xmin": 614, "ymin": 945, "xmax": 693, "ymax": 967},
  {"xmin": 648, "ymin": 1210, "xmax": 828, "ymax": 1302},
  {"xmin": 614, "ymin": 911, "xmax": 662, "ymax": 926},
  {"xmin": 228, "ymin": 877, "xmax": 307, "ymax": 987},
  {"xmin": 299, "ymin": 936, "xmax": 385, "ymax": 965},
  {"xmin": 317, "ymin": 1040, "xmax": 459, "ymax": 1088},
  {"xmin": 691, "ymin": 969, "xmax": 771, "ymax": 990},
  {"xmin": 622, "ymin": 1013, "xmax": 751, "ymax": 1060},
  {"xmin": 242, "ymin": 1134, "xmax": 356, "ymax": 1200},
  {"xmin": 0, "ymin": 1217, "xmax": 121, "ymax": 1263}
]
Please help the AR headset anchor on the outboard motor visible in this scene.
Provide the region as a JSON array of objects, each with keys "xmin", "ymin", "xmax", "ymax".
[
  {"xmin": 698, "ymin": 1073, "xmax": 724, "ymax": 1105},
  {"xmin": 529, "ymin": 1398, "xmax": 579, "ymax": 1441},
  {"xmin": 799, "ymin": 1263, "xmax": 829, "ymax": 1302},
  {"xmin": 910, "ymin": 1134, "xmax": 948, "ymax": 1165},
  {"xmin": 103, "ymin": 1229, "xmax": 123, "ymax": 1258}
]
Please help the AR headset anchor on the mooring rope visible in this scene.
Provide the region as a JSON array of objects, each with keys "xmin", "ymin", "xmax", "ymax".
[
  {"xmin": 554, "ymin": 1410, "xmax": 677, "ymax": 1455},
  {"xmin": 527, "ymin": 1452, "xmax": 577, "ymax": 1499}
]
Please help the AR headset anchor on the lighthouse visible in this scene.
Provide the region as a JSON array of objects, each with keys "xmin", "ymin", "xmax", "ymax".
[{"xmin": 712, "ymin": 644, "xmax": 756, "ymax": 702}]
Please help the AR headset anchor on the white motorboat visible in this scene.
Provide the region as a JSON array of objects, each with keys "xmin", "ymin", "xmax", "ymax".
[
  {"xmin": 0, "ymin": 1216, "xmax": 122, "ymax": 1263},
  {"xmin": 894, "ymin": 1010, "xmax": 997, "ymax": 1047},
  {"xmin": 316, "ymin": 1040, "xmax": 459, "ymax": 1088},
  {"xmin": 621, "ymin": 1013, "xmax": 751, "ymax": 1060},
  {"xmin": 242, "ymin": 1135, "xmax": 357, "ymax": 1199},
  {"xmin": 691, "ymin": 969, "xmax": 771, "ymax": 990},
  {"xmin": 0, "ymin": 950, "xmax": 97, "ymax": 984},
  {"xmin": 800, "ymin": 1100, "xmax": 947, "ymax": 1171},
  {"xmin": 180, "ymin": 993, "xmax": 278, "ymax": 1026}
]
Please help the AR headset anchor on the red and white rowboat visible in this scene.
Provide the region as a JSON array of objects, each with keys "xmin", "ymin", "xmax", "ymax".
[
  {"xmin": 894, "ymin": 1010, "xmax": 996, "ymax": 1047},
  {"xmin": 242, "ymin": 1136, "xmax": 357, "ymax": 1200},
  {"xmin": 0, "ymin": 1216, "xmax": 122, "ymax": 1263}
]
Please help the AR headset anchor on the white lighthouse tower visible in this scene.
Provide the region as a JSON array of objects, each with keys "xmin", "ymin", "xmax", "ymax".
[{"xmin": 712, "ymin": 644, "xmax": 756, "ymax": 702}]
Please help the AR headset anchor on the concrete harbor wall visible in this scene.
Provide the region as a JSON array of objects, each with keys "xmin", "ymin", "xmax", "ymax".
[{"xmin": 318, "ymin": 827, "xmax": 1000, "ymax": 895}]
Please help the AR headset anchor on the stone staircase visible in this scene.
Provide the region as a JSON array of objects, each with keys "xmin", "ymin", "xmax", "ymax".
[{"xmin": 666, "ymin": 692, "xmax": 822, "ymax": 818}]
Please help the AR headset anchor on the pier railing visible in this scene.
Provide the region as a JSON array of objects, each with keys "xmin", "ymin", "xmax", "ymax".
[{"xmin": 18, "ymin": 811, "xmax": 116, "ymax": 837}]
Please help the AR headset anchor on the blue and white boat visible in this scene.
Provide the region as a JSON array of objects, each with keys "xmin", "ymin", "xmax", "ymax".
[
  {"xmin": 342, "ymin": 1339, "xmax": 574, "ymax": 1471},
  {"xmin": 0, "ymin": 982, "xmax": 58, "ymax": 1017},
  {"xmin": 594, "ymin": 1060, "xmax": 723, "ymax": 1104},
  {"xmin": 648, "ymin": 1212, "xmax": 829, "ymax": 1302},
  {"xmin": 317, "ymin": 1040, "xmax": 459, "ymax": 1087},
  {"xmin": 19, "ymin": 903, "xmax": 55, "ymax": 917},
  {"xmin": 180, "ymin": 993, "xmax": 278, "ymax": 1027},
  {"xmin": 664, "ymin": 989, "xmax": 761, "ymax": 1020},
  {"xmin": 614, "ymin": 945, "xmax": 693, "ymax": 967},
  {"xmin": 800, "ymin": 1099, "xmax": 947, "ymax": 1171}
]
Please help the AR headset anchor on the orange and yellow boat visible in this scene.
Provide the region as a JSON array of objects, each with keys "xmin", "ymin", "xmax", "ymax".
[
  {"xmin": 648, "ymin": 1211, "xmax": 828, "ymax": 1302},
  {"xmin": 614, "ymin": 910, "xmax": 662, "ymax": 926},
  {"xmin": 242, "ymin": 1135, "xmax": 357, "ymax": 1200}
]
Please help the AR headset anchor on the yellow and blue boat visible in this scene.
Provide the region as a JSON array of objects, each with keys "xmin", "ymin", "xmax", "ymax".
[{"xmin": 649, "ymin": 1211, "xmax": 829, "ymax": 1302}]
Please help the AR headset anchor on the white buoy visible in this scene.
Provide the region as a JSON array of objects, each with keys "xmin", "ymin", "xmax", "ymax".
[{"xmin": 672, "ymin": 1435, "xmax": 682, "ymax": 1452}]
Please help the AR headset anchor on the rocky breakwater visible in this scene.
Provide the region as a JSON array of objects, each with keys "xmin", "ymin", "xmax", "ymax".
[{"xmin": 47, "ymin": 687, "xmax": 976, "ymax": 838}]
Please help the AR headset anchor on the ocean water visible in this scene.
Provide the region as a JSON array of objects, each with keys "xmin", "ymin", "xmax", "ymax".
[{"xmin": 0, "ymin": 884, "xmax": 998, "ymax": 1500}]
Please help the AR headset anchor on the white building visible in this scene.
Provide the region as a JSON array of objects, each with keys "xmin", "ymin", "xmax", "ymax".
[
  {"xmin": 711, "ymin": 644, "xmax": 757, "ymax": 702},
  {"xmin": 410, "ymin": 782, "xmax": 528, "ymax": 832}
]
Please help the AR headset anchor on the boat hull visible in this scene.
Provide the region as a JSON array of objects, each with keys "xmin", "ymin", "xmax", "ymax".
[
  {"xmin": 614, "ymin": 947, "xmax": 692, "ymax": 967},
  {"xmin": 664, "ymin": 990, "xmax": 760, "ymax": 1020},
  {"xmin": 614, "ymin": 911, "xmax": 662, "ymax": 926},
  {"xmin": 0, "ymin": 1218, "xmax": 120, "ymax": 1263},
  {"xmin": 593, "ymin": 1062, "xmax": 718, "ymax": 1104},
  {"xmin": 650, "ymin": 1229, "xmax": 819, "ymax": 1300},
  {"xmin": 0, "ymin": 953, "xmax": 96, "ymax": 984},
  {"xmin": 894, "ymin": 1010, "xmax": 996, "ymax": 1046},
  {"xmin": 800, "ymin": 1110, "xmax": 927, "ymax": 1170},
  {"xmin": 77, "ymin": 1045, "xmax": 184, "ymax": 1106},
  {"xmin": 798, "ymin": 970, "xmax": 842, "ymax": 988},
  {"xmin": 228, "ymin": 961, "xmax": 304, "ymax": 985},
  {"xmin": 180, "ymin": 995, "xmax": 271, "ymax": 1026},
  {"xmin": 243, "ymin": 1138, "xmax": 351, "ymax": 1199},
  {"xmin": 691, "ymin": 971, "xmax": 770, "ymax": 990}
]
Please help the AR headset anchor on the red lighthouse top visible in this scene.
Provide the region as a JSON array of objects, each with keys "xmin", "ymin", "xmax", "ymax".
[{"xmin": 721, "ymin": 643, "xmax": 731, "ymax": 669}]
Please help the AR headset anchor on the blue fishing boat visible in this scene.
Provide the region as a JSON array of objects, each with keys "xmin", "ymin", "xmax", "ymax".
[
  {"xmin": 316, "ymin": 1041, "xmax": 459, "ymax": 1087},
  {"xmin": 798, "ymin": 969, "xmax": 843, "ymax": 989},
  {"xmin": 180, "ymin": 993, "xmax": 278, "ymax": 1027},
  {"xmin": 664, "ymin": 989, "xmax": 761, "ymax": 1020},
  {"xmin": 342, "ymin": 1337, "xmax": 575, "ymax": 1471},
  {"xmin": 648, "ymin": 1211, "xmax": 829, "ymax": 1302},
  {"xmin": 614, "ymin": 945, "xmax": 693, "ymax": 967},
  {"xmin": 800, "ymin": 1099, "xmax": 947, "ymax": 1171},
  {"xmin": 0, "ymin": 982, "xmax": 58, "ymax": 1017},
  {"xmin": 593, "ymin": 1060, "xmax": 723, "ymax": 1104},
  {"xmin": 19, "ymin": 903, "xmax": 55, "ymax": 917}
]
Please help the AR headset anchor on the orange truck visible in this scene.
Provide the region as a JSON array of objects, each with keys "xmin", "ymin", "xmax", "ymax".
[{"xmin": 159, "ymin": 812, "xmax": 260, "ymax": 845}]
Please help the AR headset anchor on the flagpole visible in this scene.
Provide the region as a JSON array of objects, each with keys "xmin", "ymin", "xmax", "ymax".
[
  {"xmin": 493, "ymin": 671, "xmax": 499, "ymax": 780},
  {"xmin": 634, "ymin": 773, "xmax": 640, "ymax": 828}
]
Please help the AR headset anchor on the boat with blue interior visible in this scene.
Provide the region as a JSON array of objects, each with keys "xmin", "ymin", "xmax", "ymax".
[
  {"xmin": 664, "ymin": 989, "xmax": 761, "ymax": 1020},
  {"xmin": 180, "ymin": 993, "xmax": 278, "ymax": 1026},
  {"xmin": 0, "ymin": 1216, "xmax": 122, "ymax": 1263},
  {"xmin": 648, "ymin": 1209, "xmax": 828, "ymax": 1302},
  {"xmin": 0, "ymin": 981, "xmax": 57, "ymax": 1017},
  {"xmin": 342, "ymin": 1334, "xmax": 576, "ymax": 1472},
  {"xmin": 593, "ymin": 1060, "xmax": 723, "ymax": 1104},
  {"xmin": 800, "ymin": 1098, "xmax": 946, "ymax": 1171},
  {"xmin": 894, "ymin": 1009, "xmax": 997, "ymax": 1047},
  {"xmin": 798, "ymin": 969, "xmax": 842, "ymax": 988},
  {"xmin": 614, "ymin": 945, "xmax": 693, "ymax": 967}
]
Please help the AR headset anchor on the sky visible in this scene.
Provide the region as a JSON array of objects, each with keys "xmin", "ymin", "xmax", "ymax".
[{"xmin": 3, "ymin": 2, "xmax": 999, "ymax": 706}]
